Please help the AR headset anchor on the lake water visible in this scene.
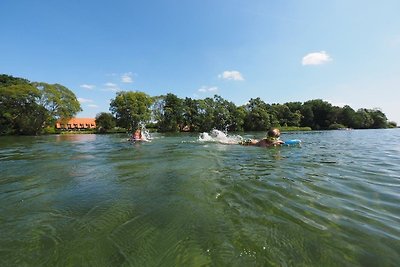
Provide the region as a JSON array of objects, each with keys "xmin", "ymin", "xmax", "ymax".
[{"xmin": 1, "ymin": 129, "xmax": 399, "ymax": 266}]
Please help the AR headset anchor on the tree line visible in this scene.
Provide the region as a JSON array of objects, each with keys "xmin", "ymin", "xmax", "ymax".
[
  {"xmin": 97, "ymin": 91, "xmax": 397, "ymax": 133},
  {"xmin": 1, "ymin": 74, "xmax": 396, "ymax": 135}
]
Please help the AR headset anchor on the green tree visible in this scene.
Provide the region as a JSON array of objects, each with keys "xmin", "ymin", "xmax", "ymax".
[
  {"xmin": 1, "ymin": 74, "xmax": 81, "ymax": 135},
  {"xmin": 302, "ymin": 99, "xmax": 333, "ymax": 129},
  {"xmin": 244, "ymin": 98, "xmax": 271, "ymax": 131},
  {"xmin": 0, "ymin": 83, "xmax": 47, "ymax": 135},
  {"xmin": 158, "ymin": 93, "xmax": 184, "ymax": 132},
  {"xmin": 354, "ymin": 109, "xmax": 374, "ymax": 129},
  {"xmin": 368, "ymin": 109, "xmax": 388, "ymax": 128},
  {"xmin": 284, "ymin": 102, "xmax": 303, "ymax": 127},
  {"xmin": 197, "ymin": 97, "xmax": 216, "ymax": 132},
  {"xmin": 231, "ymin": 106, "xmax": 246, "ymax": 131},
  {"xmin": 95, "ymin": 112, "xmax": 116, "ymax": 132},
  {"xmin": 34, "ymin": 82, "xmax": 82, "ymax": 124},
  {"xmin": 270, "ymin": 104, "xmax": 294, "ymax": 127},
  {"xmin": 300, "ymin": 105, "xmax": 314, "ymax": 128},
  {"xmin": 183, "ymin": 97, "xmax": 201, "ymax": 132},
  {"xmin": 110, "ymin": 91, "xmax": 153, "ymax": 130},
  {"xmin": 0, "ymin": 74, "xmax": 30, "ymax": 87},
  {"xmin": 338, "ymin": 105, "xmax": 357, "ymax": 128},
  {"xmin": 388, "ymin": 121, "xmax": 397, "ymax": 128},
  {"xmin": 212, "ymin": 95, "xmax": 238, "ymax": 131}
]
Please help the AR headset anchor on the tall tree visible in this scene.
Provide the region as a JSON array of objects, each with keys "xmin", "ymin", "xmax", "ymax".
[
  {"xmin": 95, "ymin": 112, "xmax": 116, "ymax": 132},
  {"xmin": 0, "ymin": 74, "xmax": 30, "ymax": 87},
  {"xmin": 368, "ymin": 109, "xmax": 388, "ymax": 128},
  {"xmin": 244, "ymin": 98, "xmax": 271, "ymax": 131},
  {"xmin": 34, "ymin": 82, "xmax": 82, "ymax": 124},
  {"xmin": 0, "ymin": 83, "xmax": 47, "ymax": 135},
  {"xmin": 198, "ymin": 97, "xmax": 216, "ymax": 132},
  {"xmin": 302, "ymin": 99, "xmax": 333, "ymax": 129},
  {"xmin": 158, "ymin": 93, "xmax": 184, "ymax": 132},
  {"xmin": 183, "ymin": 97, "xmax": 201, "ymax": 132},
  {"xmin": 338, "ymin": 105, "xmax": 357, "ymax": 128},
  {"xmin": 110, "ymin": 91, "xmax": 153, "ymax": 130}
]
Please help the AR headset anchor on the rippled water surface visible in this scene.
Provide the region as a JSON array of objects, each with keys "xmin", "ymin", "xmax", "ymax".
[{"xmin": 1, "ymin": 129, "xmax": 399, "ymax": 266}]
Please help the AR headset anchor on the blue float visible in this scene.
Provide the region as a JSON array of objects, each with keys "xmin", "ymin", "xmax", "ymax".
[{"xmin": 283, "ymin": 139, "xmax": 302, "ymax": 145}]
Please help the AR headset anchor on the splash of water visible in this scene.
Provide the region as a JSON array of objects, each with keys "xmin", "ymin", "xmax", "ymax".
[
  {"xmin": 198, "ymin": 129, "xmax": 243, "ymax": 145},
  {"xmin": 128, "ymin": 122, "xmax": 153, "ymax": 142},
  {"xmin": 139, "ymin": 122, "xmax": 153, "ymax": 141}
]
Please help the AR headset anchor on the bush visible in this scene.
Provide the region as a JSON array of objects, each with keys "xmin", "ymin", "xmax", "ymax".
[
  {"xmin": 328, "ymin": 123, "xmax": 347, "ymax": 130},
  {"xmin": 388, "ymin": 121, "xmax": 397, "ymax": 128},
  {"xmin": 42, "ymin": 126, "xmax": 56, "ymax": 134}
]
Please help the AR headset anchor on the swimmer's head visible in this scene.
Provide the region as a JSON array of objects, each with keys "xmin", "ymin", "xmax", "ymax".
[{"xmin": 267, "ymin": 128, "xmax": 281, "ymax": 138}]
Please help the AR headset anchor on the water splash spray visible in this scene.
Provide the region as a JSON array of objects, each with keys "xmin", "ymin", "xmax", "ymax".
[
  {"xmin": 198, "ymin": 129, "xmax": 243, "ymax": 144},
  {"xmin": 139, "ymin": 121, "xmax": 152, "ymax": 141}
]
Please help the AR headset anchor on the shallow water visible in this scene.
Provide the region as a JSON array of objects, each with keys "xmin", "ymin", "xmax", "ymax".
[{"xmin": 1, "ymin": 129, "xmax": 399, "ymax": 266}]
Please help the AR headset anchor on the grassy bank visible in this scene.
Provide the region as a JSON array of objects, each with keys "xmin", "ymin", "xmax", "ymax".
[{"xmin": 279, "ymin": 126, "xmax": 312, "ymax": 132}]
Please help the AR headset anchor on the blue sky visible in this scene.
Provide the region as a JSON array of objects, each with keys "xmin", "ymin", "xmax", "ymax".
[{"xmin": 1, "ymin": 0, "xmax": 400, "ymax": 123}]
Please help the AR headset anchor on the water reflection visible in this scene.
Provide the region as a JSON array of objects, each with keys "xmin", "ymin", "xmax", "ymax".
[{"xmin": 55, "ymin": 134, "xmax": 97, "ymax": 143}]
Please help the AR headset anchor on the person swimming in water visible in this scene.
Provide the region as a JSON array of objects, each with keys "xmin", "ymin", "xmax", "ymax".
[
  {"xmin": 131, "ymin": 129, "xmax": 144, "ymax": 141},
  {"xmin": 239, "ymin": 128, "xmax": 284, "ymax": 147}
]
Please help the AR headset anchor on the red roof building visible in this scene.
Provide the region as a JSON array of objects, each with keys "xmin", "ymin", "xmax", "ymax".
[{"xmin": 56, "ymin": 118, "xmax": 96, "ymax": 130}]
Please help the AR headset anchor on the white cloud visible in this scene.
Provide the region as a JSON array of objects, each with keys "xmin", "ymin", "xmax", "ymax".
[
  {"xmin": 218, "ymin": 70, "xmax": 244, "ymax": 81},
  {"xmin": 198, "ymin": 86, "xmax": 218, "ymax": 93},
  {"xmin": 121, "ymin": 72, "xmax": 134, "ymax": 83},
  {"xmin": 105, "ymin": 82, "xmax": 117, "ymax": 87},
  {"xmin": 102, "ymin": 82, "xmax": 119, "ymax": 92},
  {"xmin": 80, "ymin": 84, "xmax": 95, "ymax": 90},
  {"xmin": 302, "ymin": 51, "xmax": 332, "ymax": 65},
  {"xmin": 78, "ymin": 97, "xmax": 94, "ymax": 103}
]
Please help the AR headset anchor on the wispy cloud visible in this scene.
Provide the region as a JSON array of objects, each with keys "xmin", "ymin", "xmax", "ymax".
[
  {"xmin": 218, "ymin": 70, "xmax": 244, "ymax": 81},
  {"xmin": 80, "ymin": 84, "xmax": 95, "ymax": 90},
  {"xmin": 302, "ymin": 51, "xmax": 332, "ymax": 65},
  {"xmin": 121, "ymin": 72, "xmax": 134, "ymax": 83},
  {"xmin": 78, "ymin": 97, "xmax": 94, "ymax": 103},
  {"xmin": 102, "ymin": 82, "xmax": 119, "ymax": 92},
  {"xmin": 198, "ymin": 86, "xmax": 218, "ymax": 93},
  {"xmin": 104, "ymin": 82, "xmax": 117, "ymax": 87}
]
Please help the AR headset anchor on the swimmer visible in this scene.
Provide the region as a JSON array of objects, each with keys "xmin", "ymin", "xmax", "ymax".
[{"xmin": 239, "ymin": 128, "xmax": 284, "ymax": 147}]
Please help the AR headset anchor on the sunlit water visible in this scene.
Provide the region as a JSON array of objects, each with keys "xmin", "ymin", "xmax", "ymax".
[{"xmin": 1, "ymin": 129, "xmax": 399, "ymax": 266}]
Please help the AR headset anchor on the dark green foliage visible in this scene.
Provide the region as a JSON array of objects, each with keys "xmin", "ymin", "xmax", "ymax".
[
  {"xmin": 302, "ymin": 99, "xmax": 333, "ymax": 129},
  {"xmin": 95, "ymin": 112, "xmax": 116, "ymax": 132},
  {"xmin": 145, "ymin": 95, "xmax": 391, "ymax": 132},
  {"xmin": 0, "ymin": 74, "xmax": 82, "ymax": 135},
  {"xmin": 388, "ymin": 121, "xmax": 397, "ymax": 128},
  {"xmin": 157, "ymin": 93, "xmax": 185, "ymax": 132},
  {"xmin": 109, "ymin": 91, "xmax": 153, "ymax": 130},
  {"xmin": 34, "ymin": 82, "xmax": 82, "ymax": 123},
  {"xmin": 244, "ymin": 98, "xmax": 271, "ymax": 131},
  {"xmin": 328, "ymin": 123, "xmax": 347, "ymax": 130},
  {"xmin": 0, "ymin": 74, "xmax": 30, "ymax": 87},
  {"xmin": 182, "ymin": 97, "xmax": 201, "ymax": 132},
  {"xmin": 338, "ymin": 105, "xmax": 357, "ymax": 128},
  {"xmin": 0, "ymin": 84, "xmax": 46, "ymax": 135}
]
